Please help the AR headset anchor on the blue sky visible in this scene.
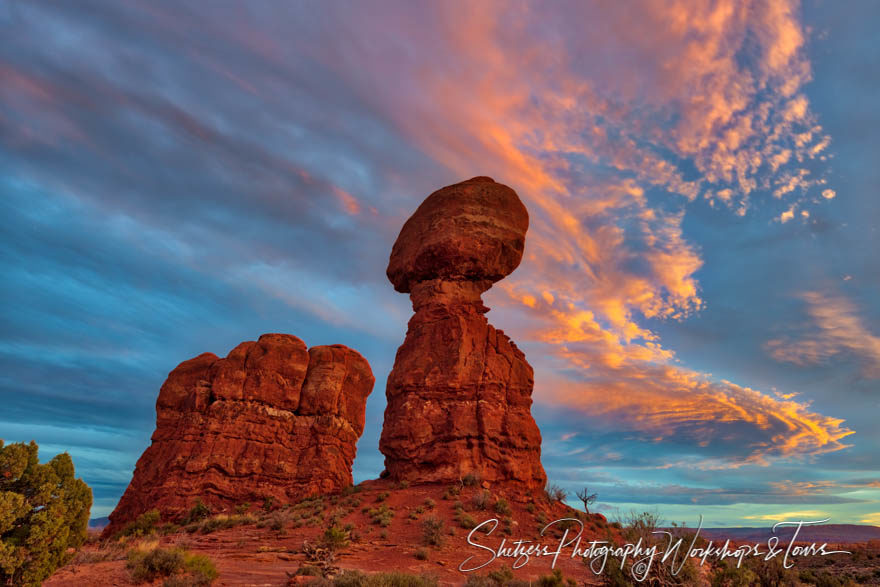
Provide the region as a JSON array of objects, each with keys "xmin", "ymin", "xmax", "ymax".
[{"xmin": 1, "ymin": 0, "xmax": 878, "ymax": 526}]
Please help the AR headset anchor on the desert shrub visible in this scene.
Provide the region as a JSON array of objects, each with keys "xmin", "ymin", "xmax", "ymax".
[
  {"xmin": 470, "ymin": 490, "xmax": 491, "ymax": 511},
  {"xmin": 710, "ymin": 560, "xmax": 759, "ymax": 587},
  {"xmin": 599, "ymin": 517, "xmax": 700, "ymax": 587},
  {"xmin": 126, "ymin": 546, "xmax": 217, "ymax": 585},
  {"xmin": 0, "ymin": 440, "xmax": 92, "ymax": 586},
  {"xmin": 119, "ymin": 509, "xmax": 161, "ymax": 537},
  {"xmin": 494, "ymin": 498, "xmax": 511, "ymax": 516},
  {"xmin": 537, "ymin": 568, "xmax": 576, "ymax": 587},
  {"xmin": 375, "ymin": 491, "xmax": 390, "ymax": 503},
  {"xmin": 423, "ymin": 498, "xmax": 436, "ymax": 510},
  {"xmin": 456, "ymin": 511, "xmax": 477, "ymax": 530},
  {"xmin": 256, "ymin": 510, "xmax": 287, "ymax": 531},
  {"xmin": 127, "ymin": 546, "xmax": 185, "ymax": 582},
  {"xmin": 462, "ymin": 472, "xmax": 480, "ymax": 487},
  {"xmin": 234, "ymin": 503, "xmax": 250, "ymax": 515},
  {"xmin": 367, "ymin": 504, "xmax": 394, "ymax": 527},
  {"xmin": 414, "ymin": 548, "xmax": 428, "ymax": 560},
  {"xmin": 421, "ymin": 515, "xmax": 444, "ymax": 546},
  {"xmin": 262, "ymin": 496, "xmax": 277, "ymax": 512},
  {"xmin": 323, "ymin": 525, "xmax": 350, "ymax": 551},
  {"xmin": 464, "ymin": 566, "xmax": 529, "ymax": 586},
  {"xmin": 71, "ymin": 540, "xmax": 128, "ymax": 564},
  {"xmin": 621, "ymin": 509, "xmax": 662, "ymax": 541},
  {"xmin": 297, "ymin": 564, "xmax": 323, "ymax": 576},
  {"xmin": 166, "ymin": 552, "xmax": 218, "ymax": 586},
  {"xmin": 330, "ymin": 570, "xmax": 439, "ymax": 586},
  {"xmin": 341, "ymin": 484, "xmax": 363, "ymax": 497},
  {"xmin": 269, "ymin": 513, "xmax": 285, "ymax": 531},
  {"xmin": 502, "ymin": 517, "xmax": 513, "ymax": 535},
  {"xmin": 196, "ymin": 513, "xmax": 255, "ymax": 534},
  {"xmin": 182, "ymin": 499, "xmax": 211, "ymax": 524},
  {"xmin": 545, "ymin": 483, "xmax": 567, "ymax": 502},
  {"xmin": 442, "ymin": 485, "xmax": 461, "ymax": 500}
]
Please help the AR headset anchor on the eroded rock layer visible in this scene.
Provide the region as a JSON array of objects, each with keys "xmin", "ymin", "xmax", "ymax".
[
  {"xmin": 106, "ymin": 334, "xmax": 373, "ymax": 534},
  {"xmin": 379, "ymin": 177, "xmax": 547, "ymax": 489}
]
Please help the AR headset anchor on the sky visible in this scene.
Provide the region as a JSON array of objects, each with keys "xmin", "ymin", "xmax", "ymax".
[{"xmin": 1, "ymin": 0, "xmax": 878, "ymax": 527}]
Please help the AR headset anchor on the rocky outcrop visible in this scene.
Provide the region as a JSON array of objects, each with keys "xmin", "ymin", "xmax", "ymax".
[
  {"xmin": 379, "ymin": 177, "xmax": 547, "ymax": 489},
  {"xmin": 105, "ymin": 334, "xmax": 373, "ymax": 534}
]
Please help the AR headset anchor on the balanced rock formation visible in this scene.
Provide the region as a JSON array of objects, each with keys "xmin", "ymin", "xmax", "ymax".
[
  {"xmin": 106, "ymin": 334, "xmax": 373, "ymax": 534},
  {"xmin": 379, "ymin": 177, "xmax": 547, "ymax": 489}
]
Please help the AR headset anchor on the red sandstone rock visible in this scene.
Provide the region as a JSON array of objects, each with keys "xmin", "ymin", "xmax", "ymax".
[
  {"xmin": 105, "ymin": 334, "xmax": 373, "ymax": 535},
  {"xmin": 386, "ymin": 176, "xmax": 529, "ymax": 293},
  {"xmin": 379, "ymin": 177, "xmax": 547, "ymax": 490}
]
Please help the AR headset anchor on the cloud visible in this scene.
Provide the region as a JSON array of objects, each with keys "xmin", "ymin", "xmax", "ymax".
[
  {"xmin": 768, "ymin": 479, "xmax": 880, "ymax": 497},
  {"xmin": 0, "ymin": 0, "xmax": 858, "ymax": 515},
  {"xmin": 544, "ymin": 362, "xmax": 853, "ymax": 467},
  {"xmin": 766, "ymin": 291, "xmax": 880, "ymax": 378},
  {"xmin": 743, "ymin": 510, "xmax": 829, "ymax": 522}
]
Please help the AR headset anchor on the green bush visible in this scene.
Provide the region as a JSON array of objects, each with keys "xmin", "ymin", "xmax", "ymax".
[
  {"xmin": 127, "ymin": 547, "xmax": 186, "ymax": 583},
  {"xmin": 367, "ymin": 504, "xmax": 394, "ymax": 527},
  {"xmin": 126, "ymin": 546, "xmax": 217, "ymax": 585},
  {"xmin": 0, "ymin": 440, "xmax": 92, "ymax": 586},
  {"xmin": 182, "ymin": 499, "xmax": 211, "ymax": 524},
  {"xmin": 179, "ymin": 551, "xmax": 218, "ymax": 585},
  {"xmin": 493, "ymin": 498, "xmax": 511, "ymax": 516},
  {"xmin": 323, "ymin": 525, "xmax": 350, "ymax": 550},
  {"xmin": 119, "ymin": 509, "xmax": 161, "ymax": 537},
  {"xmin": 456, "ymin": 511, "xmax": 477, "ymax": 530}
]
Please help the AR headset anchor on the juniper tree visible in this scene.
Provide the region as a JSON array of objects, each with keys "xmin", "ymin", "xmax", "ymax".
[{"xmin": 0, "ymin": 440, "xmax": 92, "ymax": 586}]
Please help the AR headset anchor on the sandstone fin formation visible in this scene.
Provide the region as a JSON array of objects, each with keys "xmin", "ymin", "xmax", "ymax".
[{"xmin": 105, "ymin": 333, "xmax": 373, "ymax": 534}]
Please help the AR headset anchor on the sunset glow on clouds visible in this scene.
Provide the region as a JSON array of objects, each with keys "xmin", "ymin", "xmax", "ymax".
[{"xmin": 1, "ymin": 0, "xmax": 878, "ymax": 525}]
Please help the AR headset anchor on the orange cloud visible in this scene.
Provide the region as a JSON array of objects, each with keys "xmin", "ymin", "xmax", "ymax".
[
  {"xmin": 331, "ymin": 185, "xmax": 361, "ymax": 215},
  {"xmin": 308, "ymin": 0, "xmax": 847, "ymax": 465}
]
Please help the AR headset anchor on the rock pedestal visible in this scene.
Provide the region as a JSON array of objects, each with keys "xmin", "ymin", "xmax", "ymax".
[{"xmin": 379, "ymin": 177, "xmax": 547, "ymax": 489}]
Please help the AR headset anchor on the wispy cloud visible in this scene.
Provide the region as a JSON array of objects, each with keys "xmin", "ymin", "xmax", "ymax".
[{"xmin": 766, "ymin": 291, "xmax": 880, "ymax": 378}]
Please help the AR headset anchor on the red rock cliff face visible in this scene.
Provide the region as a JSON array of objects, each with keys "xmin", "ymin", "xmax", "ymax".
[
  {"xmin": 379, "ymin": 177, "xmax": 547, "ymax": 489},
  {"xmin": 106, "ymin": 333, "xmax": 373, "ymax": 534}
]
